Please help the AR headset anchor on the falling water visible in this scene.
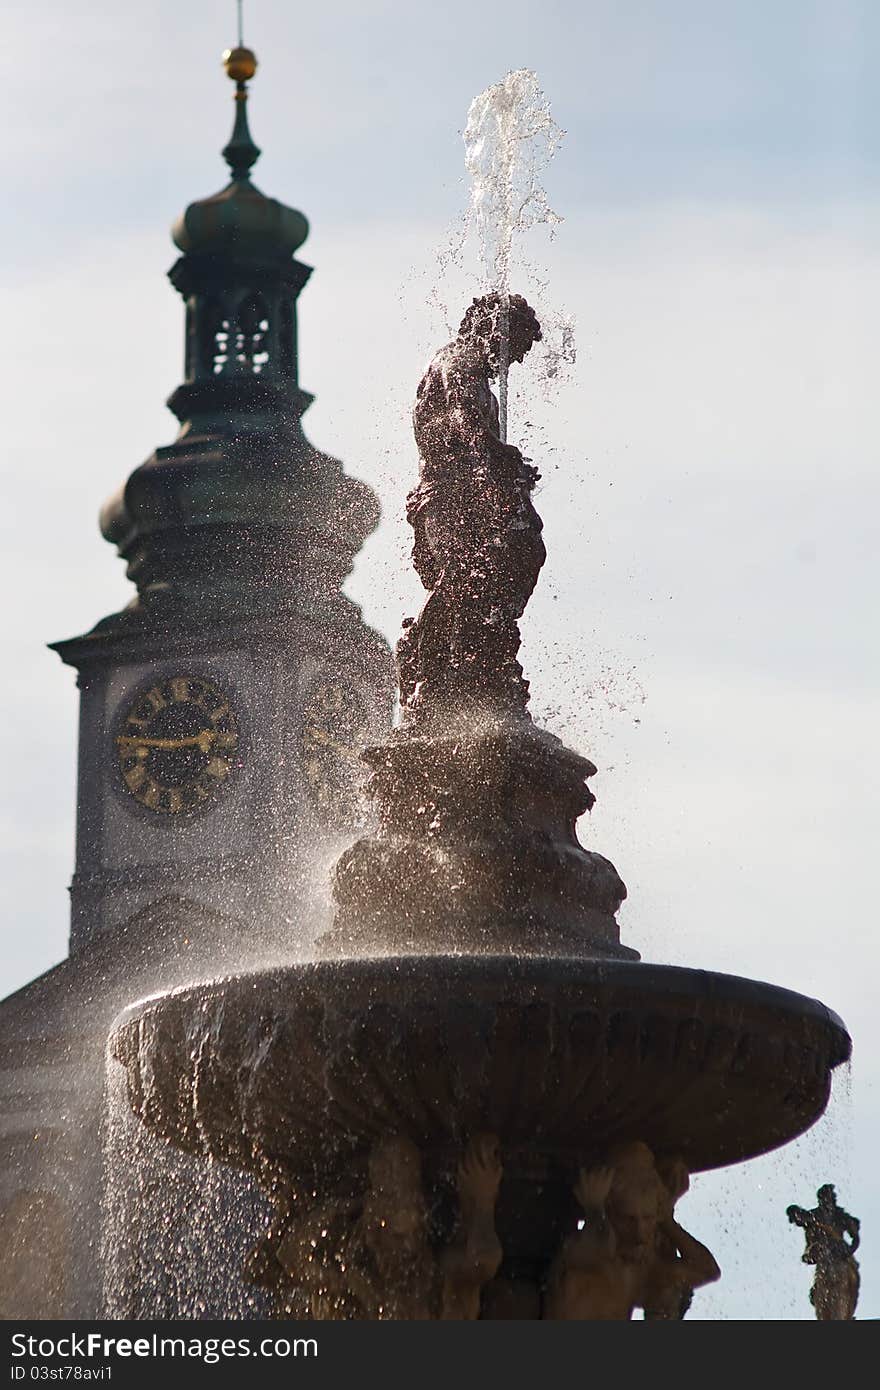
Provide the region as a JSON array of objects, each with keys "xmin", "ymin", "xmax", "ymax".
[
  {"xmin": 102, "ymin": 1030, "xmax": 272, "ymax": 1318},
  {"xmin": 463, "ymin": 69, "xmax": 564, "ymax": 440}
]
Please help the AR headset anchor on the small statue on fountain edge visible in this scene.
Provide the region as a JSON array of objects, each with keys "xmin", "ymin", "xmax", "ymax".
[{"xmin": 787, "ymin": 1184, "xmax": 860, "ymax": 1320}]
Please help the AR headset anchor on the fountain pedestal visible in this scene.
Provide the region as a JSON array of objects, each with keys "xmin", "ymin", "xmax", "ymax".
[{"xmin": 327, "ymin": 720, "xmax": 633, "ymax": 959}]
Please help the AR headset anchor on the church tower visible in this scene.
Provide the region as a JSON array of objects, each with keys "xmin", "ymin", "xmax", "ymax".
[
  {"xmin": 0, "ymin": 39, "xmax": 392, "ymax": 1319},
  {"xmin": 51, "ymin": 44, "xmax": 392, "ymax": 958}
]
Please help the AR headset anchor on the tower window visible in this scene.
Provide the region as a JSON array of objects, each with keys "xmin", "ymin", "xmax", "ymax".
[
  {"xmin": 237, "ymin": 293, "xmax": 271, "ymax": 374},
  {"xmin": 198, "ymin": 300, "xmax": 232, "ymax": 376},
  {"xmin": 212, "ymin": 320, "xmax": 232, "ymax": 374}
]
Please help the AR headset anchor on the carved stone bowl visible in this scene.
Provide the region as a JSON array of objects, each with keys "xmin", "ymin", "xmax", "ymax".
[{"xmin": 110, "ymin": 955, "xmax": 849, "ymax": 1236}]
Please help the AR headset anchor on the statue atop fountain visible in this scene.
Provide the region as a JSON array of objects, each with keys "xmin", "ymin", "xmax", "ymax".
[
  {"xmin": 400, "ymin": 292, "xmax": 544, "ymax": 721},
  {"xmin": 325, "ymin": 292, "xmax": 630, "ymax": 959},
  {"xmin": 787, "ymin": 1185, "xmax": 860, "ymax": 1320}
]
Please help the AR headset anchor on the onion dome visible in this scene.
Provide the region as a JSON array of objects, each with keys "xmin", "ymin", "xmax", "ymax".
[{"xmin": 171, "ymin": 45, "xmax": 308, "ymax": 261}]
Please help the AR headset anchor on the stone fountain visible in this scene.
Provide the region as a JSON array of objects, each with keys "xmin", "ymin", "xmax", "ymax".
[{"xmin": 109, "ymin": 287, "xmax": 850, "ymax": 1320}]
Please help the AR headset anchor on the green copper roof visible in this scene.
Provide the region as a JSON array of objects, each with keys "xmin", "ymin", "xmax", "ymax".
[
  {"xmin": 222, "ymin": 79, "xmax": 261, "ymax": 181},
  {"xmin": 171, "ymin": 48, "xmax": 308, "ymax": 260}
]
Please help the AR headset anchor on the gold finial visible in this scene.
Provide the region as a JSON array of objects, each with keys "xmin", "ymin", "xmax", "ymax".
[
  {"xmin": 223, "ymin": 1, "xmax": 255, "ymax": 83},
  {"xmin": 223, "ymin": 46, "xmax": 257, "ymax": 83}
]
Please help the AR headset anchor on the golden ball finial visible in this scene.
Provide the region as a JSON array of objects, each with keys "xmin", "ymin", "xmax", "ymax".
[{"xmin": 223, "ymin": 46, "xmax": 257, "ymax": 83}]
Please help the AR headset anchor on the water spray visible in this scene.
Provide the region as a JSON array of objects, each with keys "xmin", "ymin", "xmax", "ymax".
[{"xmin": 464, "ymin": 69, "xmax": 564, "ymax": 443}]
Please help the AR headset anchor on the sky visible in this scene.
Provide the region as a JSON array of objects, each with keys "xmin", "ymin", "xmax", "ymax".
[{"xmin": 2, "ymin": 0, "xmax": 878, "ymax": 1320}]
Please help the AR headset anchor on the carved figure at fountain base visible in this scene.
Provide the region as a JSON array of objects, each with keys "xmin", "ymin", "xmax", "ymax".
[
  {"xmin": 250, "ymin": 1133, "xmax": 717, "ymax": 1320},
  {"xmin": 248, "ymin": 1133, "xmax": 503, "ymax": 1320},
  {"xmin": 545, "ymin": 1143, "xmax": 719, "ymax": 1319}
]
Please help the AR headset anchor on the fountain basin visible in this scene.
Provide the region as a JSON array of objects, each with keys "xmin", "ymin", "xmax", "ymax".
[{"xmin": 111, "ymin": 954, "xmax": 849, "ymax": 1181}]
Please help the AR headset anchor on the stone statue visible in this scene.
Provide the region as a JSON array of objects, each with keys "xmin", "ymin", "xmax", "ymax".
[
  {"xmin": 544, "ymin": 1141, "xmax": 720, "ymax": 1319},
  {"xmin": 254, "ymin": 1133, "xmax": 503, "ymax": 1319},
  {"xmin": 641, "ymin": 1156, "xmax": 719, "ymax": 1319},
  {"xmin": 787, "ymin": 1184, "xmax": 860, "ymax": 1320},
  {"xmin": 341, "ymin": 1133, "xmax": 436, "ymax": 1318},
  {"xmin": 438, "ymin": 1133, "xmax": 504, "ymax": 1319},
  {"xmin": 243, "ymin": 1171, "xmax": 358, "ymax": 1319},
  {"xmin": 399, "ymin": 292, "xmax": 545, "ymax": 724},
  {"xmin": 325, "ymin": 289, "xmax": 630, "ymax": 958}
]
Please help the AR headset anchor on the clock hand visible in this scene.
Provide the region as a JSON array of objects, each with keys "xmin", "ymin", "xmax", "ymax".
[{"xmin": 116, "ymin": 731, "xmax": 219, "ymax": 753}]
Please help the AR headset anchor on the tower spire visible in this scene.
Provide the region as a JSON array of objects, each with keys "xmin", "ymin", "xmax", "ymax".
[{"xmin": 221, "ymin": 35, "xmax": 260, "ymax": 183}]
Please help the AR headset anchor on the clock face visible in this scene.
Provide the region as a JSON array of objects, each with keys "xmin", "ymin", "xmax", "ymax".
[
  {"xmin": 301, "ymin": 679, "xmax": 370, "ymax": 826},
  {"xmin": 115, "ymin": 675, "xmax": 240, "ymax": 816}
]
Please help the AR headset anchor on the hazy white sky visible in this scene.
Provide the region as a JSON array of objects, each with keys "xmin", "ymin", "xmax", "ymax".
[{"xmin": 2, "ymin": 0, "xmax": 877, "ymax": 1319}]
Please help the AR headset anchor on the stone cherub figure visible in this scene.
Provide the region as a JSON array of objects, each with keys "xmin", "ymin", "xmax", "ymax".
[
  {"xmin": 398, "ymin": 292, "xmax": 545, "ymax": 723},
  {"xmin": 257, "ymin": 1133, "xmax": 503, "ymax": 1319},
  {"xmin": 544, "ymin": 1141, "xmax": 720, "ymax": 1320},
  {"xmin": 787, "ymin": 1184, "xmax": 860, "ymax": 1320}
]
